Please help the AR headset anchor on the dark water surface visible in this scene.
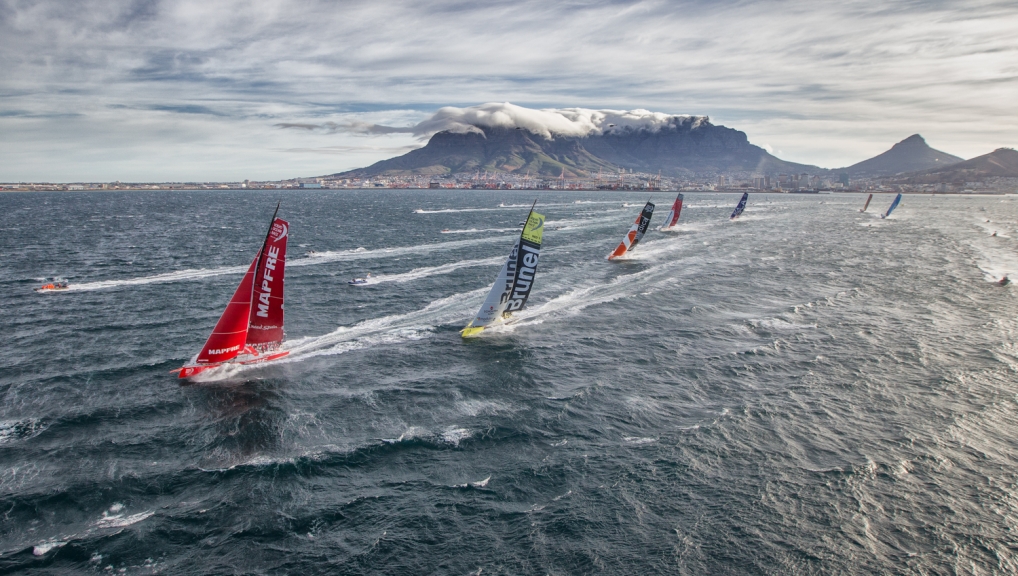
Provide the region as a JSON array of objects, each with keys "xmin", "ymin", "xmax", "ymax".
[{"xmin": 2, "ymin": 190, "xmax": 1017, "ymax": 574}]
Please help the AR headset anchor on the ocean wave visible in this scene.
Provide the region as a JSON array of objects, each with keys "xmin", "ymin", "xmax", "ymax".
[{"xmin": 0, "ymin": 418, "xmax": 46, "ymax": 444}]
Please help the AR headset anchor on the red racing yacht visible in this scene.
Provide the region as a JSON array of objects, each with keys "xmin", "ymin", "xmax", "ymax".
[{"xmin": 174, "ymin": 204, "xmax": 290, "ymax": 379}]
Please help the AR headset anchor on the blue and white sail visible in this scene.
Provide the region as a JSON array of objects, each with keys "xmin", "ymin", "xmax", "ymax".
[
  {"xmin": 881, "ymin": 193, "xmax": 902, "ymax": 219},
  {"xmin": 730, "ymin": 192, "xmax": 749, "ymax": 220}
]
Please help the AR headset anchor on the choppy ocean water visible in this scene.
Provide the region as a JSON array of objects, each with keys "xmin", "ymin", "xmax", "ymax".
[{"xmin": 2, "ymin": 189, "xmax": 1017, "ymax": 574}]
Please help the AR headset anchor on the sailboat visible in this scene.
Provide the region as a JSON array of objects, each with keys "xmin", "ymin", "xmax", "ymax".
[
  {"xmin": 730, "ymin": 192, "xmax": 749, "ymax": 220},
  {"xmin": 659, "ymin": 193, "xmax": 684, "ymax": 230},
  {"xmin": 880, "ymin": 193, "xmax": 902, "ymax": 219},
  {"xmin": 461, "ymin": 203, "xmax": 545, "ymax": 338},
  {"xmin": 175, "ymin": 204, "xmax": 290, "ymax": 379},
  {"xmin": 607, "ymin": 201, "xmax": 654, "ymax": 259},
  {"xmin": 860, "ymin": 193, "xmax": 873, "ymax": 212}
]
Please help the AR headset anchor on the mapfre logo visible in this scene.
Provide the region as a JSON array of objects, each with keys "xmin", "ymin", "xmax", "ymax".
[{"xmin": 272, "ymin": 221, "xmax": 288, "ymax": 243}]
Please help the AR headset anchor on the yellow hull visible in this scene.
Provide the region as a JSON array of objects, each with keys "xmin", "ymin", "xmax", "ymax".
[{"xmin": 460, "ymin": 325, "xmax": 486, "ymax": 338}]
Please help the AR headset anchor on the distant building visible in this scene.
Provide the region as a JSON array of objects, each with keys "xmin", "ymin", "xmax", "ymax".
[
  {"xmin": 299, "ymin": 182, "xmax": 322, "ymax": 189},
  {"xmin": 718, "ymin": 175, "xmax": 726, "ymax": 187},
  {"xmin": 839, "ymin": 173, "xmax": 850, "ymax": 186}
]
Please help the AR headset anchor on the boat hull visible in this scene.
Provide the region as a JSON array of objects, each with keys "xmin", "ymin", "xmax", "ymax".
[{"xmin": 174, "ymin": 350, "xmax": 290, "ymax": 379}]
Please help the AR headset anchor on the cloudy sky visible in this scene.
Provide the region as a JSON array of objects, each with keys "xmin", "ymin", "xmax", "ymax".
[{"xmin": 2, "ymin": 0, "xmax": 1016, "ymax": 182}]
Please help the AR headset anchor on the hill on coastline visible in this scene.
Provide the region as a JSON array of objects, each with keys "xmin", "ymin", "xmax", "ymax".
[
  {"xmin": 900, "ymin": 147, "xmax": 1018, "ymax": 184},
  {"xmin": 841, "ymin": 134, "xmax": 962, "ymax": 177}
]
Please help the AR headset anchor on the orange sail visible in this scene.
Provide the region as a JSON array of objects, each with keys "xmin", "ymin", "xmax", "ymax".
[{"xmin": 608, "ymin": 202, "xmax": 654, "ymax": 260}]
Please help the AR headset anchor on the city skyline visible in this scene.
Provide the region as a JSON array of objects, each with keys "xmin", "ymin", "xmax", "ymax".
[{"xmin": 2, "ymin": 0, "xmax": 1016, "ymax": 182}]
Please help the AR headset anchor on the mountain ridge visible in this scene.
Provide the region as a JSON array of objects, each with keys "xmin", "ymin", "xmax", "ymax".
[
  {"xmin": 327, "ymin": 118, "xmax": 823, "ymax": 179},
  {"xmin": 897, "ymin": 147, "xmax": 1018, "ymax": 183}
]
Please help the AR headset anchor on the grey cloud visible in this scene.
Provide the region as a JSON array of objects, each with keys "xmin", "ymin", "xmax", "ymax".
[
  {"xmin": 279, "ymin": 144, "xmax": 422, "ymax": 154},
  {"xmin": 2, "ymin": 0, "xmax": 1017, "ymax": 179},
  {"xmin": 275, "ymin": 121, "xmax": 415, "ymax": 135}
]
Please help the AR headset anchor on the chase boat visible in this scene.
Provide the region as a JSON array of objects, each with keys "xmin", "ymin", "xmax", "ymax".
[{"xmin": 34, "ymin": 279, "xmax": 69, "ymax": 292}]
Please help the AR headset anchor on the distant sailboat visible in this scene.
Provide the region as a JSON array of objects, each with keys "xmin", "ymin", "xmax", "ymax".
[
  {"xmin": 860, "ymin": 193, "xmax": 873, "ymax": 212},
  {"xmin": 608, "ymin": 201, "xmax": 654, "ymax": 259},
  {"xmin": 659, "ymin": 193, "xmax": 684, "ymax": 230},
  {"xmin": 175, "ymin": 204, "xmax": 290, "ymax": 379},
  {"xmin": 730, "ymin": 192, "xmax": 749, "ymax": 220},
  {"xmin": 880, "ymin": 193, "xmax": 902, "ymax": 219},
  {"xmin": 461, "ymin": 203, "xmax": 545, "ymax": 338}
]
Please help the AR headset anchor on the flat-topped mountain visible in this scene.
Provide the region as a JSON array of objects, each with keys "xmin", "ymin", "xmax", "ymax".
[
  {"xmin": 843, "ymin": 134, "xmax": 962, "ymax": 177},
  {"xmin": 328, "ymin": 116, "xmax": 821, "ymax": 178}
]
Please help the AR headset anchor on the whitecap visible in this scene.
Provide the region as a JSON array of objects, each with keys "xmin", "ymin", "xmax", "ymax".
[
  {"xmin": 94, "ymin": 510, "xmax": 154, "ymax": 529},
  {"xmin": 623, "ymin": 436, "xmax": 657, "ymax": 445},
  {"xmin": 441, "ymin": 427, "xmax": 473, "ymax": 446},
  {"xmin": 33, "ymin": 541, "xmax": 67, "ymax": 556},
  {"xmin": 382, "ymin": 426, "xmax": 429, "ymax": 444},
  {"xmin": 454, "ymin": 475, "xmax": 491, "ymax": 488}
]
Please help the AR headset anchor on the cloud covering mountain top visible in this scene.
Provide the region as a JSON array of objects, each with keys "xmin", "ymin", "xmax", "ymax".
[
  {"xmin": 298, "ymin": 102, "xmax": 710, "ymax": 140},
  {"xmin": 409, "ymin": 103, "xmax": 708, "ymax": 139}
]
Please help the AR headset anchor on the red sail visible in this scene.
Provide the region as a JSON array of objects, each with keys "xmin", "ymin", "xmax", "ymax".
[
  {"xmin": 195, "ymin": 255, "xmax": 258, "ymax": 364},
  {"xmin": 665, "ymin": 193, "xmax": 683, "ymax": 227},
  {"xmin": 247, "ymin": 218, "xmax": 288, "ymax": 350}
]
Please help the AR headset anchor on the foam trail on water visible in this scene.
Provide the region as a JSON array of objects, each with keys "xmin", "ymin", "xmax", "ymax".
[
  {"xmin": 352, "ymin": 257, "xmax": 502, "ymax": 285},
  {"xmin": 415, "ymin": 208, "xmax": 511, "ymax": 214},
  {"xmin": 68, "ymin": 265, "xmax": 249, "ymax": 291},
  {"xmin": 66, "ymin": 237, "xmax": 509, "ymax": 291},
  {"xmin": 288, "ymin": 237, "xmax": 513, "ymax": 267},
  {"xmin": 414, "ymin": 202, "xmax": 573, "ymax": 214},
  {"xmin": 440, "ymin": 228, "xmax": 518, "ymax": 234}
]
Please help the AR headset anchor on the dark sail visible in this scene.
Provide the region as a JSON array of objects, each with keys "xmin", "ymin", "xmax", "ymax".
[
  {"xmin": 503, "ymin": 211, "xmax": 545, "ymax": 316},
  {"xmin": 730, "ymin": 193, "xmax": 749, "ymax": 219}
]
